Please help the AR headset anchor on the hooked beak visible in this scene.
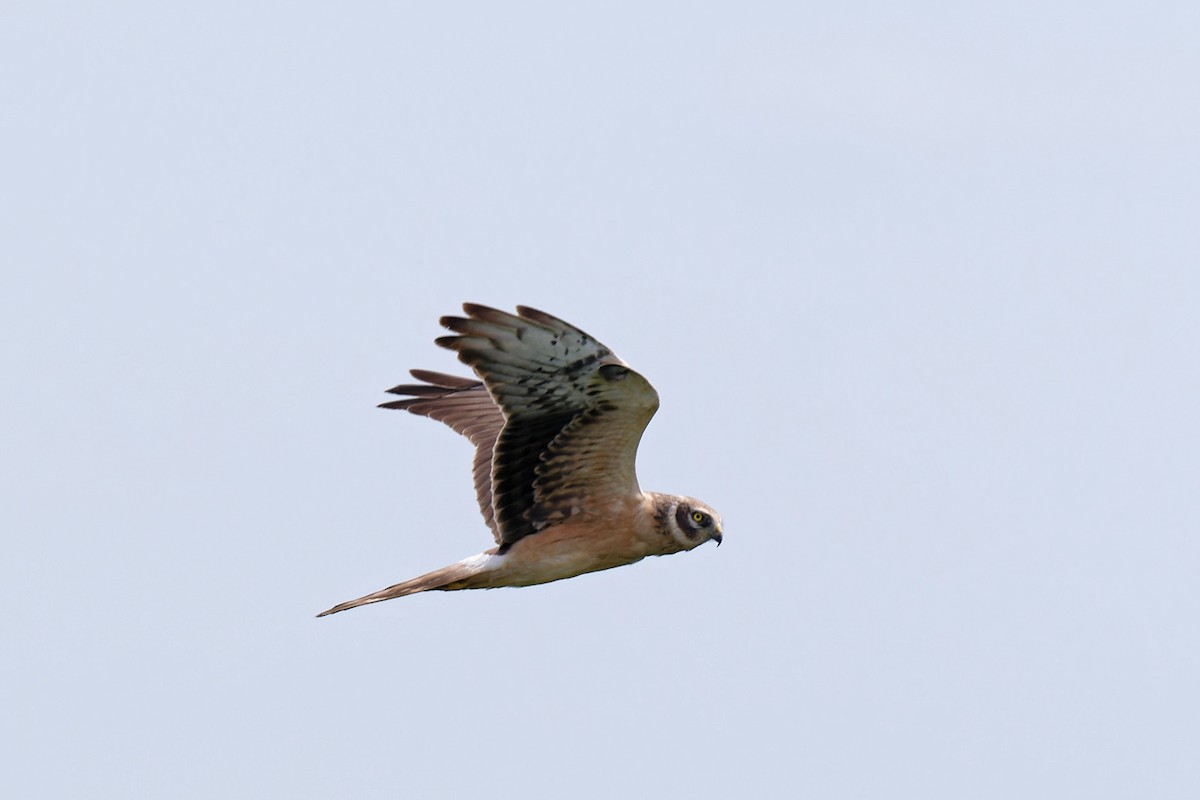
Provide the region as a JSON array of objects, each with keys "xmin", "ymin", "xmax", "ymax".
[{"xmin": 711, "ymin": 529, "xmax": 723, "ymax": 547}]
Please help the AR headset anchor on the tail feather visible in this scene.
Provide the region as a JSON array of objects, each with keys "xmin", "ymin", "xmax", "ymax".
[{"xmin": 316, "ymin": 553, "xmax": 495, "ymax": 617}]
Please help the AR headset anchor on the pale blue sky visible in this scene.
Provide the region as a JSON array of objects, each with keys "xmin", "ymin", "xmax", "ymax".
[{"xmin": 3, "ymin": 2, "xmax": 1198, "ymax": 798}]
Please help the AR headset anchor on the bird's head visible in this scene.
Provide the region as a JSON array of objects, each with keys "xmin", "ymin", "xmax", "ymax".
[{"xmin": 657, "ymin": 495, "xmax": 723, "ymax": 550}]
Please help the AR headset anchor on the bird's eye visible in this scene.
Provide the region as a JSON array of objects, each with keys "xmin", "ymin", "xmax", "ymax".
[{"xmin": 691, "ymin": 511, "xmax": 707, "ymax": 525}]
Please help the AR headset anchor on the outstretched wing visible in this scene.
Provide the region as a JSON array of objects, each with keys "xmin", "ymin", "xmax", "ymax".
[
  {"xmin": 379, "ymin": 369, "xmax": 505, "ymax": 542},
  {"xmin": 438, "ymin": 303, "xmax": 659, "ymax": 548}
]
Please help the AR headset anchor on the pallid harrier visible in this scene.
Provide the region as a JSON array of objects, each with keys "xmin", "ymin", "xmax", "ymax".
[{"xmin": 317, "ymin": 304, "xmax": 722, "ymax": 616}]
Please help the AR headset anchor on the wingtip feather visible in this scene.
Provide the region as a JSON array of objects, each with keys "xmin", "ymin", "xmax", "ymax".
[
  {"xmin": 514, "ymin": 305, "xmax": 563, "ymax": 327},
  {"xmin": 460, "ymin": 301, "xmax": 497, "ymax": 316}
]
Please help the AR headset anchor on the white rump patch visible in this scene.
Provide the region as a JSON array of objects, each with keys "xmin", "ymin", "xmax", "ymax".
[{"xmin": 458, "ymin": 552, "xmax": 503, "ymax": 571}]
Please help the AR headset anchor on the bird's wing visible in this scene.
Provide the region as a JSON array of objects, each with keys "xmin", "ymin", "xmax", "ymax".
[
  {"xmin": 437, "ymin": 303, "xmax": 660, "ymax": 548},
  {"xmin": 379, "ymin": 369, "xmax": 504, "ymax": 542}
]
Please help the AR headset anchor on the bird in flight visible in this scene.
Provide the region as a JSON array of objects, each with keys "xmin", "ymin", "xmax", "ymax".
[{"xmin": 317, "ymin": 303, "xmax": 723, "ymax": 617}]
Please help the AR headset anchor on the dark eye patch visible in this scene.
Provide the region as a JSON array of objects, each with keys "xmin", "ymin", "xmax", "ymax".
[{"xmin": 675, "ymin": 504, "xmax": 700, "ymax": 538}]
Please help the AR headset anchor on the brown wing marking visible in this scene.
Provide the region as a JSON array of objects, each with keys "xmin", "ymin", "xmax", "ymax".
[{"xmin": 528, "ymin": 366, "xmax": 659, "ymax": 529}]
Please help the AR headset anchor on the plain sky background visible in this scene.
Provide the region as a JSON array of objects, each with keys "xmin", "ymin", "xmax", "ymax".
[{"xmin": 3, "ymin": 2, "xmax": 1198, "ymax": 797}]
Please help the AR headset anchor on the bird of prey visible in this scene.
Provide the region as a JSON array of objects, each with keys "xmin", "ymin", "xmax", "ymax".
[{"xmin": 317, "ymin": 303, "xmax": 723, "ymax": 617}]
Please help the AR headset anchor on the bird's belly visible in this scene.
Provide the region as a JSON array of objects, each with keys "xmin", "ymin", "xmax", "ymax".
[{"xmin": 488, "ymin": 522, "xmax": 650, "ymax": 587}]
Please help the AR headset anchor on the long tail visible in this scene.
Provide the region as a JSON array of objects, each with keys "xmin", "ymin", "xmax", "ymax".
[{"xmin": 316, "ymin": 553, "xmax": 495, "ymax": 617}]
